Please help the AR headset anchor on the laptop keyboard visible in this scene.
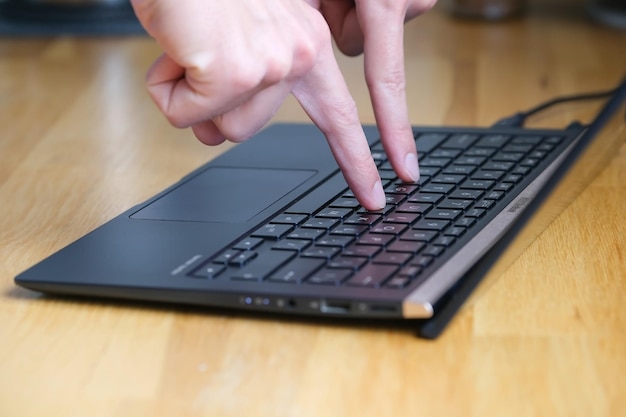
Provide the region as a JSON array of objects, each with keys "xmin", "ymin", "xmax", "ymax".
[{"xmin": 190, "ymin": 130, "xmax": 567, "ymax": 290}]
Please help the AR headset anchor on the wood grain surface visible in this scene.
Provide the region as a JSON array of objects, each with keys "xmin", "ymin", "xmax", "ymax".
[{"xmin": 1, "ymin": 2, "xmax": 625, "ymax": 416}]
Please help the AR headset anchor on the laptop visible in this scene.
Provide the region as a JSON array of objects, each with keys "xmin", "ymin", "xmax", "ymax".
[{"xmin": 15, "ymin": 79, "xmax": 626, "ymax": 338}]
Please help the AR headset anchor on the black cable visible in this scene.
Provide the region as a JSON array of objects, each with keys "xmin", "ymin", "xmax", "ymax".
[{"xmin": 493, "ymin": 87, "xmax": 619, "ymax": 128}]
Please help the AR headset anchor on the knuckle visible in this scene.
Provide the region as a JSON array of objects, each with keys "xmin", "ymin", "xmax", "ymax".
[
  {"xmin": 263, "ymin": 54, "xmax": 291, "ymax": 85},
  {"xmin": 224, "ymin": 64, "xmax": 263, "ymax": 92},
  {"xmin": 214, "ymin": 115, "xmax": 252, "ymax": 143},
  {"xmin": 291, "ymin": 38, "xmax": 319, "ymax": 76},
  {"xmin": 291, "ymin": 24, "xmax": 328, "ymax": 77},
  {"xmin": 369, "ymin": 71, "xmax": 406, "ymax": 94},
  {"xmin": 163, "ymin": 109, "xmax": 189, "ymax": 129}
]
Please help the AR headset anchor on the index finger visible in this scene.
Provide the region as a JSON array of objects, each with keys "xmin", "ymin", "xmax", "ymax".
[
  {"xmin": 292, "ymin": 41, "xmax": 386, "ymax": 211},
  {"xmin": 355, "ymin": 0, "xmax": 420, "ymax": 184}
]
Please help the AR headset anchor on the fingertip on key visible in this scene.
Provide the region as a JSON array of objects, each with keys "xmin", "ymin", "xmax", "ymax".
[
  {"xmin": 405, "ymin": 152, "xmax": 420, "ymax": 182},
  {"xmin": 371, "ymin": 180, "xmax": 387, "ymax": 210}
]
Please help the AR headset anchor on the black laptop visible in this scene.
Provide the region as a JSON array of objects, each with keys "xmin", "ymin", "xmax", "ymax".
[{"xmin": 15, "ymin": 79, "xmax": 626, "ymax": 338}]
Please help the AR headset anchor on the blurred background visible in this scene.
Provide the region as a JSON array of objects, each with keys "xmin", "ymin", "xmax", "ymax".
[{"xmin": 0, "ymin": 0, "xmax": 625, "ymax": 37}]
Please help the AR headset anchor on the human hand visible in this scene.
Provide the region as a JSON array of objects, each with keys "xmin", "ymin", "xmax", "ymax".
[
  {"xmin": 320, "ymin": 0, "xmax": 437, "ymax": 196},
  {"xmin": 130, "ymin": 0, "xmax": 435, "ymax": 210}
]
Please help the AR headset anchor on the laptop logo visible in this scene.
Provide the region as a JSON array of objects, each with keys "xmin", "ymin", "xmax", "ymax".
[{"xmin": 508, "ymin": 197, "xmax": 530, "ymax": 213}]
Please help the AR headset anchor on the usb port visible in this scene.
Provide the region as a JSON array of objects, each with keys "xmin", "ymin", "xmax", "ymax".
[{"xmin": 320, "ymin": 299, "xmax": 351, "ymax": 314}]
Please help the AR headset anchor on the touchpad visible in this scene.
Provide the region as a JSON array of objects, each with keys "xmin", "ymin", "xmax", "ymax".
[{"xmin": 131, "ymin": 167, "xmax": 317, "ymax": 223}]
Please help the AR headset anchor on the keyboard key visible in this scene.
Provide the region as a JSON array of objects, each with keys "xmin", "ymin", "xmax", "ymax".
[
  {"xmin": 252, "ymin": 223, "xmax": 294, "ymax": 239},
  {"xmin": 409, "ymin": 193, "xmax": 444, "ymax": 204},
  {"xmin": 493, "ymin": 182, "xmax": 514, "ymax": 192},
  {"xmin": 272, "ymin": 239, "xmax": 312, "ymax": 252},
  {"xmin": 346, "ymin": 264, "xmax": 399, "ymax": 288},
  {"xmin": 413, "ymin": 219, "xmax": 450, "ymax": 230},
  {"xmin": 465, "ymin": 147, "xmax": 496, "ymax": 157},
  {"xmin": 329, "ymin": 197, "xmax": 361, "ymax": 209},
  {"xmin": 430, "ymin": 149, "xmax": 461, "ymax": 158},
  {"xmin": 316, "ymin": 207, "xmax": 352, "ymax": 219},
  {"xmin": 316, "ymin": 235, "xmax": 354, "ymax": 248},
  {"xmin": 484, "ymin": 191, "xmax": 504, "ymax": 200},
  {"xmin": 419, "ymin": 166, "xmax": 441, "ymax": 177},
  {"xmin": 385, "ymin": 194, "xmax": 407, "ymax": 205},
  {"xmin": 377, "ymin": 169, "xmax": 397, "ymax": 180},
  {"xmin": 343, "ymin": 244, "xmax": 381, "ymax": 258},
  {"xmin": 396, "ymin": 202, "xmax": 432, "ymax": 214},
  {"xmin": 464, "ymin": 208, "xmax": 486, "ymax": 218},
  {"xmin": 503, "ymin": 173, "xmax": 522, "ymax": 183},
  {"xmin": 511, "ymin": 135, "xmax": 542, "ymax": 145},
  {"xmin": 546, "ymin": 136, "xmax": 563, "ymax": 145},
  {"xmin": 398, "ymin": 265, "xmax": 422, "ymax": 279},
  {"xmin": 301, "ymin": 246, "xmax": 341, "ymax": 259},
  {"xmin": 233, "ymin": 237, "xmax": 264, "ymax": 251},
  {"xmin": 384, "ymin": 276, "xmax": 412, "ymax": 289},
  {"xmin": 449, "ymin": 189, "xmax": 483, "ymax": 200},
  {"xmin": 444, "ymin": 227, "xmax": 466, "ymax": 237},
  {"xmin": 373, "ymin": 252, "xmax": 412, "ymax": 265},
  {"xmin": 420, "ymin": 183, "xmax": 455, "ymax": 194},
  {"xmin": 482, "ymin": 161, "xmax": 514, "ymax": 171},
  {"xmin": 441, "ymin": 133, "xmax": 479, "ymax": 149},
  {"xmin": 431, "ymin": 174, "xmax": 466, "ymax": 184},
  {"xmin": 423, "ymin": 246, "xmax": 445, "ymax": 257},
  {"xmin": 415, "ymin": 132, "xmax": 448, "ymax": 153},
  {"xmin": 271, "ymin": 213, "xmax": 308, "ymax": 225},
  {"xmin": 357, "ymin": 233, "xmax": 395, "ymax": 246},
  {"xmin": 358, "ymin": 204, "xmax": 395, "ymax": 215},
  {"xmin": 328, "ymin": 256, "xmax": 368, "ymax": 270},
  {"xmin": 193, "ymin": 263, "xmax": 226, "ymax": 279},
  {"xmin": 471, "ymin": 170, "xmax": 505, "ymax": 181},
  {"xmin": 433, "ymin": 236, "xmax": 456, "ymax": 247},
  {"xmin": 475, "ymin": 134, "xmax": 510, "ymax": 148},
  {"xmin": 425, "ymin": 209, "xmax": 462, "ymax": 221},
  {"xmin": 474, "ymin": 199, "xmax": 495, "ymax": 210},
  {"xmin": 233, "ymin": 250, "xmax": 297, "ymax": 281},
  {"xmin": 455, "ymin": 156, "xmax": 486, "ymax": 165},
  {"xmin": 228, "ymin": 251, "xmax": 258, "ymax": 267},
  {"xmin": 419, "ymin": 157, "xmax": 451, "ymax": 168},
  {"xmin": 213, "ymin": 249, "xmax": 242, "ymax": 264},
  {"xmin": 438, "ymin": 198, "xmax": 473, "ymax": 210},
  {"xmin": 371, "ymin": 223, "xmax": 408, "ymax": 235},
  {"xmin": 384, "ymin": 212, "xmax": 419, "ymax": 224},
  {"xmin": 269, "ymin": 258, "xmax": 326, "ymax": 284},
  {"xmin": 331, "ymin": 224, "xmax": 369, "ymax": 236},
  {"xmin": 386, "ymin": 183, "xmax": 419, "ymax": 195},
  {"xmin": 493, "ymin": 152, "xmax": 524, "ymax": 162},
  {"xmin": 400, "ymin": 230, "xmax": 438, "ymax": 242},
  {"xmin": 455, "ymin": 217, "xmax": 477, "ymax": 228},
  {"xmin": 443, "ymin": 165, "xmax": 476, "ymax": 176},
  {"xmin": 503, "ymin": 144, "xmax": 533, "ymax": 153},
  {"xmin": 302, "ymin": 218, "xmax": 339, "ymax": 230},
  {"xmin": 386, "ymin": 240, "xmax": 426, "ymax": 254},
  {"xmin": 412, "ymin": 255, "xmax": 434, "ymax": 268},
  {"xmin": 460, "ymin": 179, "xmax": 494, "ymax": 190},
  {"xmin": 307, "ymin": 268, "xmax": 352, "ymax": 285},
  {"xmin": 287, "ymin": 228, "xmax": 325, "ymax": 240},
  {"xmin": 520, "ymin": 158, "xmax": 540, "ymax": 167},
  {"xmin": 343, "ymin": 213, "xmax": 381, "ymax": 226}
]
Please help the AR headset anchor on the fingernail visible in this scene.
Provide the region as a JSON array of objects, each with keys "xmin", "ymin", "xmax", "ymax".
[
  {"xmin": 372, "ymin": 180, "xmax": 386, "ymax": 210},
  {"xmin": 405, "ymin": 152, "xmax": 420, "ymax": 182}
]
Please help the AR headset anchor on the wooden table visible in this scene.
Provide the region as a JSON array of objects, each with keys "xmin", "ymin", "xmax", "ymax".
[{"xmin": 1, "ymin": 2, "xmax": 625, "ymax": 416}]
